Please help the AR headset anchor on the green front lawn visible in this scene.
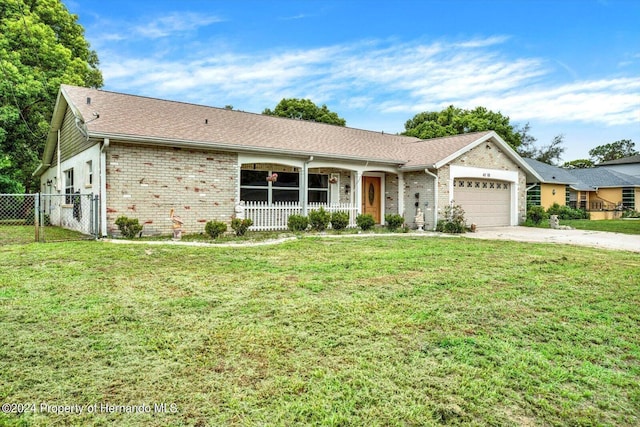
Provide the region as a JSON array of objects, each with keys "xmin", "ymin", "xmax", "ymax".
[
  {"xmin": 1, "ymin": 237, "xmax": 639, "ymax": 426},
  {"xmin": 531, "ymin": 219, "xmax": 640, "ymax": 234},
  {"xmin": 562, "ymin": 219, "xmax": 640, "ymax": 234}
]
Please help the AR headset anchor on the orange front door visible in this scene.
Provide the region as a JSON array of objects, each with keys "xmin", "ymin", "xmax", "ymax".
[{"xmin": 362, "ymin": 176, "xmax": 381, "ymax": 223}]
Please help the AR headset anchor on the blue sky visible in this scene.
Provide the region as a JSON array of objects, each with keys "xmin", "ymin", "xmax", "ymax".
[{"xmin": 63, "ymin": 0, "xmax": 639, "ymax": 162}]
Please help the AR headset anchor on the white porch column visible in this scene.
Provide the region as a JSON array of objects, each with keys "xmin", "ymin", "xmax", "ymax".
[
  {"xmin": 354, "ymin": 170, "xmax": 363, "ymax": 215},
  {"xmin": 302, "ymin": 156, "xmax": 313, "ymax": 215},
  {"xmin": 397, "ymin": 172, "xmax": 405, "ymax": 218}
]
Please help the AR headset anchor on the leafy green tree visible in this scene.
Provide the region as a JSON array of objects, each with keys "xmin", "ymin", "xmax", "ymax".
[
  {"xmin": 0, "ymin": 155, "xmax": 23, "ymax": 193},
  {"xmin": 562, "ymin": 159, "xmax": 594, "ymax": 169},
  {"xmin": 402, "ymin": 105, "xmax": 522, "ymax": 150},
  {"xmin": 263, "ymin": 98, "xmax": 346, "ymax": 126},
  {"xmin": 588, "ymin": 139, "xmax": 637, "ymax": 163},
  {"xmin": 0, "ymin": 0, "xmax": 102, "ymax": 192}
]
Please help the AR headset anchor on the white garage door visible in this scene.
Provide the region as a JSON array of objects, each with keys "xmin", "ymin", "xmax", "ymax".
[{"xmin": 453, "ymin": 178, "xmax": 511, "ymax": 227}]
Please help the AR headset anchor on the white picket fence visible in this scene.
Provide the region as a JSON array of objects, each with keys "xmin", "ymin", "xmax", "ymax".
[{"xmin": 243, "ymin": 201, "xmax": 358, "ymax": 231}]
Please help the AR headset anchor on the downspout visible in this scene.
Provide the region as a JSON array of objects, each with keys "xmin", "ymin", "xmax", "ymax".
[
  {"xmin": 100, "ymin": 138, "xmax": 109, "ymax": 237},
  {"xmin": 302, "ymin": 156, "xmax": 313, "ymax": 216},
  {"xmin": 424, "ymin": 168, "xmax": 438, "ymax": 231}
]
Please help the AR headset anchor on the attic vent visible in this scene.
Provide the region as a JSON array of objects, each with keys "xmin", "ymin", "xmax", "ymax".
[{"xmin": 87, "ymin": 97, "xmax": 91, "ymax": 105}]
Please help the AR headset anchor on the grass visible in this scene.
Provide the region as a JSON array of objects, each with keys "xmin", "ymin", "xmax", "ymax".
[
  {"xmin": 529, "ymin": 219, "xmax": 640, "ymax": 234},
  {"xmin": 0, "ymin": 236, "xmax": 639, "ymax": 426},
  {"xmin": 0, "ymin": 225, "xmax": 92, "ymax": 245}
]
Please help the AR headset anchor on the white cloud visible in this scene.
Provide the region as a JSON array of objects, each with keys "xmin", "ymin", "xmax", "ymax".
[
  {"xmin": 135, "ymin": 12, "xmax": 223, "ymax": 39},
  {"xmin": 97, "ymin": 35, "xmax": 640, "ymax": 128}
]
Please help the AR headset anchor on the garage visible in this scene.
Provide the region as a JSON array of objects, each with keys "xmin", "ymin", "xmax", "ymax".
[{"xmin": 453, "ymin": 178, "xmax": 511, "ymax": 227}]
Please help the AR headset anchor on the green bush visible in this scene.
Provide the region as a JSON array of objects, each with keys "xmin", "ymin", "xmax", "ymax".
[
  {"xmin": 287, "ymin": 214, "xmax": 309, "ymax": 232},
  {"xmin": 309, "ymin": 207, "xmax": 331, "ymax": 231},
  {"xmin": 231, "ymin": 218, "xmax": 253, "ymax": 236},
  {"xmin": 622, "ymin": 210, "xmax": 640, "ymax": 219},
  {"xmin": 547, "ymin": 203, "xmax": 589, "ymax": 220},
  {"xmin": 526, "ymin": 205, "xmax": 548, "ymax": 225},
  {"xmin": 115, "ymin": 216, "xmax": 143, "ymax": 238},
  {"xmin": 384, "ymin": 213, "xmax": 404, "ymax": 231},
  {"xmin": 205, "ymin": 220, "xmax": 227, "ymax": 239},
  {"xmin": 356, "ymin": 213, "xmax": 376, "ymax": 231},
  {"xmin": 330, "ymin": 211, "xmax": 349, "ymax": 230},
  {"xmin": 441, "ymin": 204, "xmax": 466, "ymax": 234}
]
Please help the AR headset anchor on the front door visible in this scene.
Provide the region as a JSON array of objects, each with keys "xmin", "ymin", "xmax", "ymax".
[{"xmin": 362, "ymin": 176, "xmax": 381, "ymax": 223}]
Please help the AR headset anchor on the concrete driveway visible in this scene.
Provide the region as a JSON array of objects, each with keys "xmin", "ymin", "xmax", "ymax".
[{"xmin": 463, "ymin": 226, "xmax": 640, "ymax": 253}]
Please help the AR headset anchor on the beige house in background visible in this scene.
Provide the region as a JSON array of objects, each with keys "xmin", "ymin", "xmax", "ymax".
[
  {"xmin": 524, "ymin": 158, "xmax": 640, "ymax": 220},
  {"xmin": 34, "ymin": 85, "xmax": 542, "ymax": 236}
]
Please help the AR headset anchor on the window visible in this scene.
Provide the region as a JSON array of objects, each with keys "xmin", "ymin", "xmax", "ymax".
[
  {"xmin": 65, "ymin": 168, "xmax": 74, "ymax": 204},
  {"xmin": 622, "ymin": 188, "xmax": 635, "ymax": 210},
  {"xmin": 85, "ymin": 161, "xmax": 93, "ymax": 187},
  {"xmin": 240, "ymin": 170, "xmax": 299, "ymax": 203},
  {"xmin": 308, "ymin": 174, "xmax": 328, "ymax": 203},
  {"xmin": 527, "ymin": 184, "xmax": 541, "ymax": 207}
]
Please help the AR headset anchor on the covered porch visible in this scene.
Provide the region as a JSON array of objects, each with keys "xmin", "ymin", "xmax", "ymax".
[{"xmin": 237, "ymin": 154, "xmax": 403, "ymax": 231}]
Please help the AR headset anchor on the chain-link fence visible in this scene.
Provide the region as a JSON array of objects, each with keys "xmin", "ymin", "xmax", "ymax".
[{"xmin": 0, "ymin": 193, "xmax": 99, "ymax": 244}]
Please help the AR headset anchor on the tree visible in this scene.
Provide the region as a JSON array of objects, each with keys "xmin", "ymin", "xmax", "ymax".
[
  {"xmin": 517, "ymin": 126, "xmax": 565, "ymax": 165},
  {"xmin": 402, "ymin": 105, "xmax": 522, "ymax": 150},
  {"xmin": 0, "ymin": 0, "xmax": 102, "ymax": 192},
  {"xmin": 263, "ymin": 98, "xmax": 346, "ymax": 126},
  {"xmin": 562, "ymin": 159, "xmax": 594, "ymax": 169},
  {"xmin": 588, "ymin": 139, "xmax": 638, "ymax": 163}
]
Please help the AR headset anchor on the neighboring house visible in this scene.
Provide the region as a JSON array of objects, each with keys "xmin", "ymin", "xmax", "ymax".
[
  {"xmin": 34, "ymin": 85, "xmax": 541, "ymax": 236},
  {"xmin": 596, "ymin": 154, "xmax": 640, "ymax": 178},
  {"xmin": 524, "ymin": 158, "xmax": 640, "ymax": 220},
  {"xmin": 522, "ymin": 158, "xmax": 578, "ymax": 209}
]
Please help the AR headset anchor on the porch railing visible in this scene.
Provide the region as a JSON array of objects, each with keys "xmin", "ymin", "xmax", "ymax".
[{"xmin": 242, "ymin": 201, "xmax": 358, "ymax": 231}]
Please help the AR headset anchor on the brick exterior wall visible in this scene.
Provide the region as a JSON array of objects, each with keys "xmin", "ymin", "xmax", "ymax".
[
  {"xmin": 403, "ymin": 171, "xmax": 436, "ymax": 230},
  {"xmin": 437, "ymin": 139, "xmax": 528, "ymax": 223},
  {"xmin": 385, "ymin": 174, "xmax": 399, "ymax": 216},
  {"xmin": 106, "ymin": 143, "xmax": 238, "ymax": 236}
]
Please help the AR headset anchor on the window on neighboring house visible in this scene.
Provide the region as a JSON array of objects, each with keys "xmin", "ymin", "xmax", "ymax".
[
  {"xmin": 240, "ymin": 170, "xmax": 300, "ymax": 203},
  {"xmin": 308, "ymin": 173, "xmax": 329, "ymax": 203},
  {"xmin": 527, "ymin": 184, "xmax": 541, "ymax": 207},
  {"xmin": 65, "ymin": 168, "xmax": 74, "ymax": 204},
  {"xmin": 85, "ymin": 161, "xmax": 93, "ymax": 187},
  {"xmin": 622, "ymin": 187, "xmax": 635, "ymax": 210}
]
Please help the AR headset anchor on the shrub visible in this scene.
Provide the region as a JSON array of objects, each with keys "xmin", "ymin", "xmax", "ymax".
[
  {"xmin": 287, "ymin": 214, "xmax": 309, "ymax": 232},
  {"xmin": 441, "ymin": 203, "xmax": 466, "ymax": 234},
  {"xmin": 385, "ymin": 213, "xmax": 404, "ymax": 231},
  {"xmin": 115, "ymin": 216, "xmax": 143, "ymax": 238},
  {"xmin": 330, "ymin": 211, "xmax": 349, "ymax": 230},
  {"xmin": 622, "ymin": 210, "xmax": 640, "ymax": 219},
  {"xmin": 205, "ymin": 220, "xmax": 227, "ymax": 239},
  {"xmin": 356, "ymin": 213, "xmax": 376, "ymax": 231},
  {"xmin": 231, "ymin": 218, "xmax": 253, "ymax": 236},
  {"xmin": 547, "ymin": 203, "xmax": 589, "ymax": 220},
  {"xmin": 309, "ymin": 207, "xmax": 331, "ymax": 231},
  {"xmin": 526, "ymin": 205, "xmax": 548, "ymax": 225}
]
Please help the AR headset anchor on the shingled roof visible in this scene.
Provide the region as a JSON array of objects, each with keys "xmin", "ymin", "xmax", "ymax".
[{"xmin": 41, "ymin": 85, "xmax": 535, "ymax": 175}]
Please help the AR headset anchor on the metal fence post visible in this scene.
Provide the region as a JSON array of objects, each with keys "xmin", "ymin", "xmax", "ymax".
[{"xmin": 34, "ymin": 193, "xmax": 40, "ymax": 243}]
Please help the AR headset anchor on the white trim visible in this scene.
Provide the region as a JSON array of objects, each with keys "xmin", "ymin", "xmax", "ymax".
[{"xmin": 449, "ymin": 165, "xmax": 519, "ymax": 226}]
